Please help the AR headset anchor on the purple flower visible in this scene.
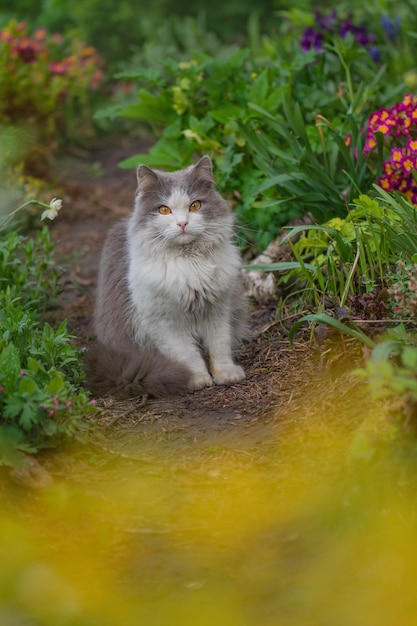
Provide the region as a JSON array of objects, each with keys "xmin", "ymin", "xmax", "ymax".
[
  {"xmin": 369, "ymin": 46, "xmax": 381, "ymax": 63},
  {"xmin": 299, "ymin": 9, "xmax": 377, "ymax": 57},
  {"xmin": 300, "ymin": 27, "xmax": 324, "ymax": 52},
  {"xmin": 15, "ymin": 37, "xmax": 37, "ymax": 63},
  {"xmin": 381, "ymin": 16, "xmax": 401, "ymax": 41},
  {"xmin": 315, "ymin": 9, "xmax": 338, "ymax": 31}
]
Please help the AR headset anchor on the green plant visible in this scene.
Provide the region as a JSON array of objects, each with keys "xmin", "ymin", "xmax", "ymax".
[
  {"xmin": 389, "ymin": 261, "xmax": 417, "ymax": 316},
  {"xmin": 289, "ymin": 311, "xmax": 376, "ymax": 349},
  {"xmin": 355, "ymin": 327, "xmax": 417, "ymax": 435},
  {"xmin": 0, "ymin": 202, "xmax": 94, "ymax": 468},
  {"xmin": 241, "ymin": 87, "xmax": 383, "ymax": 227},
  {"xmin": 108, "ymin": 36, "xmax": 382, "ymax": 249},
  {"xmin": 0, "ymin": 228, "xmax": 59, "ymax": 312},
  {"xmin": 289, "ymin": 310, "xmax": 417, "ymax": 436},
  {"xmin": 246, "ymin": 187, "xmax": 417, "ymax": 309},
  {"xmin": 0, "ymin": 0, "xmax": 277, "ymax": 64}
]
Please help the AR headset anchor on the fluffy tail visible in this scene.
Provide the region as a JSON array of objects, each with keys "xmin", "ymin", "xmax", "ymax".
[{"xmin": 85, "ymin": 342, "xmax": 193, "ymax": 399}]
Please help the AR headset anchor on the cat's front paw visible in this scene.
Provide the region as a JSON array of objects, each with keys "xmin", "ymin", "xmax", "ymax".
[
  {"xmin": 188, "ymin": 371, "xmax": 214, "ymax": 391},
  {"xmin": 212, "ymin": 364, "xmax": 245, "ymax": 386}
]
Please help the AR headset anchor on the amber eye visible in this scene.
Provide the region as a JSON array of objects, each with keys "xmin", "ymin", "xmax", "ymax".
[
  {"xmin": 158, "ymin": 205, "xmax": 172, "ymax": 215},
  {"xmin": 189, "ymin": 200, "xmax": 201, "ymax": 212}
]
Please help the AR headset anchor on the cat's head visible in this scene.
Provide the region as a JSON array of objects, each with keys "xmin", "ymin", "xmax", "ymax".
[{"xmin": 131, "ymin": 156, "xmax": 234, "ymax": 247}]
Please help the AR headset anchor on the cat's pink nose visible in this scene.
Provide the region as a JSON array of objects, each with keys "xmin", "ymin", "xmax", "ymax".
[{"xmin": 177, "ymin": 221, "xmax": 188, "ymax": 232}]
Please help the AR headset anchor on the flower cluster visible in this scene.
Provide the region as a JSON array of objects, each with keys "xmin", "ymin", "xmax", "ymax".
[
  {"xmin": 0, "ymin": 21, "xmax": 103, "ymax": 89},
  {"xmin": 300, "ymin": 9, "xmax": 378, "ymax": 59},
  {"xmin": 364, "ymin": 94, "xmax": 417, "ymax": 204},
  {"xmin": 0, "ymin": 20, "xmax": 103, "ymax": 143}
]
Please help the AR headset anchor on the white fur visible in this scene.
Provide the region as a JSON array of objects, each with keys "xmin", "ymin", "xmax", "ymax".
[{"xmin": 126, "ymin": 188, "xmax": 245, "ymax": 390}]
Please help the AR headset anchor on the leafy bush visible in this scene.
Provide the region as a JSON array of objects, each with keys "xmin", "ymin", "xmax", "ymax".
[
  {"xmin": 248, "ymin": 186, "xmax": 417, "ymax": 312},
  {"xmin": 0, "ymin": 0, "xmax": 277, "ymax": 64},
  {"xmin": 0, "ymin": 219, "xmax": 94, "ymax": 468},
  {"xmin": 0, "ymin": 19, "xmax": 103, "ymax": 148},
  {"xmin": 241, "ymin": 92, "xmax": 375, "ymax": 225}
]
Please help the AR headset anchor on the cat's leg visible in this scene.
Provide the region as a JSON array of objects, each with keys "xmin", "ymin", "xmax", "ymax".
[
  {"xmin": 152, "ymin": 330, "xmax": 213, "ymax": 391},
  {"xmin": 203, "ymin": 315, "xmax": 245, "ymax": 386}
]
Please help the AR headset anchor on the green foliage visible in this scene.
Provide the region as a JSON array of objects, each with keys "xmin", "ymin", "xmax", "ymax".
[
  {"xmin": 289, "ymin": 311, "xmax": 376, "ymax": 348},
  {"xmin": 250, "ymin": 189, "xmax": 417, "ymax": 308},
  {"xmin": 241, "ymin": 100, "xmax": 369, "ymax": 225},
  {"xmin": 0, "ymin": 228, "xmax": 59, "ymax": 308},
  {"xmin": 355, "ymin": 327, "xmax": 417, "ymax": 434},
  {"xmin": 0, "ymin": 0, "xmax": 277, "ymax": 64},
  {"xmin": 0, "ymin": 227, "xmax": 94, "ymax": 468}
]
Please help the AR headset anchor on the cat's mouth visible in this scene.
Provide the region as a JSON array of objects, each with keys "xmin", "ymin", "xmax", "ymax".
[{"xmin": 173, "ymin": 230, "xmax": 196, "ymax": 243}]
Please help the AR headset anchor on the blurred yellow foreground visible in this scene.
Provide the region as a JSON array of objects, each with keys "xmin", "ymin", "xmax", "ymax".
[{"xmin": 1, "ymin": 381, "xmax": 417, "ymax": 626}]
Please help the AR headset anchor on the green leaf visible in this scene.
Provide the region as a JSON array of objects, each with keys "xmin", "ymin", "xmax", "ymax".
[
  {"xmin": 19, "ymin": 401, "xmax": 40, "ymax": 431},
  {"xmin": 0, "ymin": 425, "xmax": 28, "ymax": 467},
  {"xmin": 210, "ymin": 104, "xmax": 242, "ymax": 124},
  {"xmin": 401, "ymin": 346, "xmax": 417, "ymax": 369},
  {"xmin": 18, "ymin": 378, "xmax": 37, "ymax": 394},
  {"xmin": 0, "ymin": 343, "xmax": 21, "ymax": 394},
  {"xmin": 247, "ymin": 101, "xmax": 279, "ymax": 122},
  {"xmin": 120, "ymin": 138, "xmax": 192, "ymax": 170},
  {"xmin": 281, "ymin": 225, "xmax": 352, "ymax": 263},
  {"xmin": 265, "ymin": 86, "xmax": 285, "ymax": 111},
  {"xmin": 46, "ymin": 374, "xmax": 65, "ymax": 395},
  {"xmin": 243, "ymin": 261, "xmax": 317, "ymax": 272},
  {"xmin": 248, "ymin": 70, "xmax": 269, "ymax": 107},
  {"xmin": 119, "ymin": 153, "xmax": 147, "ymax": 169},
  {"xmin": 289, "ymin": 313, "xmax": 376, "ymax": 349},
  {"xmin": 122, "ymin": 90, "xmax": 174, "ymax": 125},
  {"xmin": 370, "ymin": 339, "xmax": 403, "ymax": 363},
  {"xmin": 27, "ymin": 357, "xmax": 42, "ymax": 375}
]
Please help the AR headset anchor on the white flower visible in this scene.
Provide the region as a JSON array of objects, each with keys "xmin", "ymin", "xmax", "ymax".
[
  {"xmin": 41, "ymin": 198, "xmax": 62, "ymax": 221},
  {"xmin": 182, "ymin": 129, "xmax": 203, "ymax": 144}
]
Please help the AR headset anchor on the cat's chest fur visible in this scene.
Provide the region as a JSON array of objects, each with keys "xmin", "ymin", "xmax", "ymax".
[{"xmin": 128, "ymin": 233, "xmax": 240, "ymax": 314}]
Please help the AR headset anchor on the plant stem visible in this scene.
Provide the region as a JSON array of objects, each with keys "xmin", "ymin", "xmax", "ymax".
[
  {"xmin": 0, "ymin": 200, "xmax": 47, "ymax": 232},
  {"xmin": 341, "ymin": 239, "xmax": 361, "ymax": 306}
]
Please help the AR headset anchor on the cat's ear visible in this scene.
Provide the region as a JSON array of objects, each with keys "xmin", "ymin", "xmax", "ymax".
[
  {"xmin": 192, "ymin": 156, "xmax": 215, "ymax": 187},
  {"xmin": 194, "ymin": 155, "xmax": 213, "ymax": 177},
  {"xmin": 136, "ymin": 164, "xmax": 159, "ymax": 191}
]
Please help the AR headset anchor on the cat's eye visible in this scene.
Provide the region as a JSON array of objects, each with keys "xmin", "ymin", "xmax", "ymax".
[
  {"xmin": 158, "ymin": 205, "xmax": 172, "ymax": 215},
  {"xmin": 189, "ymin": 200, "xmax": 201, "ymax": 212}
]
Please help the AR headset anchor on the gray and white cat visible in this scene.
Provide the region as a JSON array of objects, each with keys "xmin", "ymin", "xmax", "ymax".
[{"xmin": 87, "ymin": 156, "xmax": 247, "ymax": 398}]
